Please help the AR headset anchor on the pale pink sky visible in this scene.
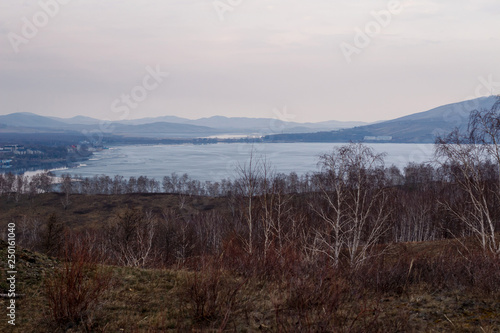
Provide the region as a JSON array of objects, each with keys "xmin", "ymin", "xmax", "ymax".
[{"xmin": 1, "ymin": 0, "xmax": 499, "ymax": 122}]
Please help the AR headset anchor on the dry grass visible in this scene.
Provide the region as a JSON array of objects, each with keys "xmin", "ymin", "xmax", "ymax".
[
  {"xmin": 2, "ymin": 237, "xmax": 500, "ymax": 332},
  {"xmin": 2, "ymin": 193, "xmax": 500, "ymax": 332},
  {"xmin": 0, "ymin": 192, "xmax": 225, "ymax": 231}
]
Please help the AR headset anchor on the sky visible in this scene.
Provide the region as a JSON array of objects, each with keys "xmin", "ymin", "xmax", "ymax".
[{"xmin": 0, "ymin": 0, "xmax": 500, "ymax": 123}]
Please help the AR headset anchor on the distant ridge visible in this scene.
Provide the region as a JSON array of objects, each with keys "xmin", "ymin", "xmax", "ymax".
[
  {"xmin": 0, "ymin": 112, "xmax": 367, "ymax": 138},
  {"xmin": 1, "ymin": 96, "xmax": 497, "ymax": 142},
  {"xmin": 264, "ymin": 96, "xmax": 499, "ymax": 143},
  {"xmin": 0, "ymin": 112, "xmax": 68, "ymax": 128}
]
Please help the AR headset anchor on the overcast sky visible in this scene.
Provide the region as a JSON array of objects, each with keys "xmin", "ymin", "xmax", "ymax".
[{"xmin": 1, "ymin": 0, "xmax": 499, "ymax": 123}]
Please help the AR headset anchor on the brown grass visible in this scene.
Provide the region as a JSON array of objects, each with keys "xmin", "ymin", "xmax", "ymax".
[
  {"xmin": 1, "ymin": 248, "xmax": 500, "ymax": 332},
  {"xmin": 2, "ymin": 193, "xmax": 500, "ymax": 332},
  {"xmin": 0, "ymin": 192, "xmax": 225, "ymax": 231}
]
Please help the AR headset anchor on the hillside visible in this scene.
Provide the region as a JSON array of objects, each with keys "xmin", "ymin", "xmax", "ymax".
[
  {"xmin": 265, "ymin": 96, "xmax": 499, "ymax": 143},
  {"xmin": 1, "ymin": 193, "xmax": 500, "ymax": 332},
  {"xmin": 0, "ymin": 114, "xmax": 225, "ymax": 139}
]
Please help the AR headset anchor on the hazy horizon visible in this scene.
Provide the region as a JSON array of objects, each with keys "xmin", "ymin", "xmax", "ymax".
[{"xmin": 6, "ymin": 95, "xmax": 498, "ymax": 125}]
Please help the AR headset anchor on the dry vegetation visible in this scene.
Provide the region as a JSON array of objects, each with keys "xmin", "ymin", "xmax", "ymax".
[
  {"xmin": 1, "ymin": 236, "xmax": 500, "ymax": 332},
  {"xmin": 1, "ymin": 100, "xmax": 500, "ymax": 332}
]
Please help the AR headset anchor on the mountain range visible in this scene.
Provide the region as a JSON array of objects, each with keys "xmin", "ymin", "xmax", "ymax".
[
  {"xmin": 0, "ymin": 112, "xmax": 368, "ymax": 139},
  {"xmin": 0, "ymin": 96, "xmax": 498, "ymax": 143}
]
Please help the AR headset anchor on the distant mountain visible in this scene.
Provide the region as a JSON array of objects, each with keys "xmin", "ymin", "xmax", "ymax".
[
  {"xmin": 264, "ymin": 96, "xmax": 499, "ymax": 143},
  {"xmin": 118, "ymin": 115, "xmax": 190, "ymax": 125},
  {"xmin": 118, "ymin": 115, "xmax": 367, "ymax": 132},
  {"xmin": 181, "ymin": 116, "xmax": 367, "ymax": 132},
  {"xmin": 5, "ymin": 97, "xmax": 494, "ymax": 143},
  {"xmin": 0, "ymin": 113, "xmax": 218, "ymax": 138},
  {"xmin": 383, "ymin": 96, "xmax": 496, "ymax": 126},
  {"xmin": 53, "ymin": 115, "xmax": 102, "ymax": 125},
  {"xmin": 311, "ymin": 119, "xmax": 372, "ymax": 129},
  {"xmin": 111, "ymin": 122, "xmax": 222, "ymax": 138},
  {"xmin": 0, "ymin": 112, "xmax": 366, "ymax": 138},
  {"xmin": 0, "ymin": 112, "xmax": 68, "ymax": 128}
]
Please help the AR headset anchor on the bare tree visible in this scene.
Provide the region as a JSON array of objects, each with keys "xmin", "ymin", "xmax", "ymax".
[
  {"xmin": 127, "ymin": 176, "xmax": 137, "ymax": 193},
  {"xmin": 39, "ymin": 171, "xmax": 53, "ymax": 193},
  {"xmin": 3, "ymin": 173, "xmax": 15, "ymax": 200},
  {"xmin": 17, "ymin": 216, "xmax": 43, "ymax": 250},
  {"xmin": 162, "ymin": 173, "xmax": 177, "ymax": 193},
  {"xmin": 468, "ymin": 97, "xmax": 500, "ymax": 190},
  {"xmin": 112, "ymin": 175, "xmax": 125, "ymax": 194},
  {"xmin": 312, "ymin": 143, "xmax": 392, "ymax": 268},
  {"xmin": 436, "ymin": 97, "xmax": 500, "ymax": 255},
  {"xmin": 234, "ymin": 150, "xmax": 263, "ymax": 256},
  {"xmin": 14, "ymin": 174, "xmax": 26, "ymax": 202},
  {"xmin": 107, "ymin": 209, "xmax": 159, "ymax": 267},
  {"xmin": 60, "ymin": 174, "xmax": 73, "ymax": 209},
  {"xmin": 259, "ymin": 164, "xmax": 294, "ymax": 260},
  {"xmin": 137, "ymin": 176, "xmax": 148, "ymax": 193},
  {"xmin": 393, "ymin": 192, "xmax": 436, "ymax": 242}
]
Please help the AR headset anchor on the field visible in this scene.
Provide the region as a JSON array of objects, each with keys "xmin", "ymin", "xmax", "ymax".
[{"xmin": 1, "ymin": 192, "xmax": 500, "ymax": 332}]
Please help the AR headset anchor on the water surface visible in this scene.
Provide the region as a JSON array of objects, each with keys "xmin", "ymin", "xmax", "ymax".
[{"xmin": 52, "ymin": 143, "xmax": 436, "ymax": 181}]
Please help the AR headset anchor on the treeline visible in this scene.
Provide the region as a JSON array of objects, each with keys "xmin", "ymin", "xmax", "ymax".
[{"xmin": 0, "ymin": 172, "xmax": 52, "ymax": 201}]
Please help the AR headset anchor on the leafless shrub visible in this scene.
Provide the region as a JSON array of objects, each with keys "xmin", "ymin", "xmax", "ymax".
[
  {"xmin": 16, "ymin": 216, "xmax": 43, "ymax": 250},
  {"xmin": 41, "ymin": 213, "xmax": 65, "ymax": 256},
  {"xmin": 352, "ymin": 245, "xmax": 414, "ymax": 295},
  {"xmin": 179, "ymin": 257, "xmax": 247, "ymax": 330},
  {"xmin": 44, "ymin": 240, "xmax": 112, "ymax": 331},
  {"xmin": 275, "ymin": 261, "xmax": 410, "ymax": 332},
  {"xmin": 106, "ymin": 208, "xmax": 159, "ymax": 267}
]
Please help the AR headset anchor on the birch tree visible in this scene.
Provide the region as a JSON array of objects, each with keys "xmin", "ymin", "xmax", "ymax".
[
  {"xmin": 313, "ymin": 143, "xmax": 392, "ymax": 268},
  {"xmin": 435, "ymin": 96, "xmax": 500, "ymax": 255}
]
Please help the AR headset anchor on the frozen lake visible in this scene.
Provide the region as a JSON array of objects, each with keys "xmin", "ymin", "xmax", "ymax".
[{"xmin": 52, "ymin": 143, "xmax": 437, "ymax": 182}]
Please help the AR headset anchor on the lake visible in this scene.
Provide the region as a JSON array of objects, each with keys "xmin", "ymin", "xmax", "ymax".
[{"xmin": 51, "ymin": 143, "xmax": 437, "ymax": 182}]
